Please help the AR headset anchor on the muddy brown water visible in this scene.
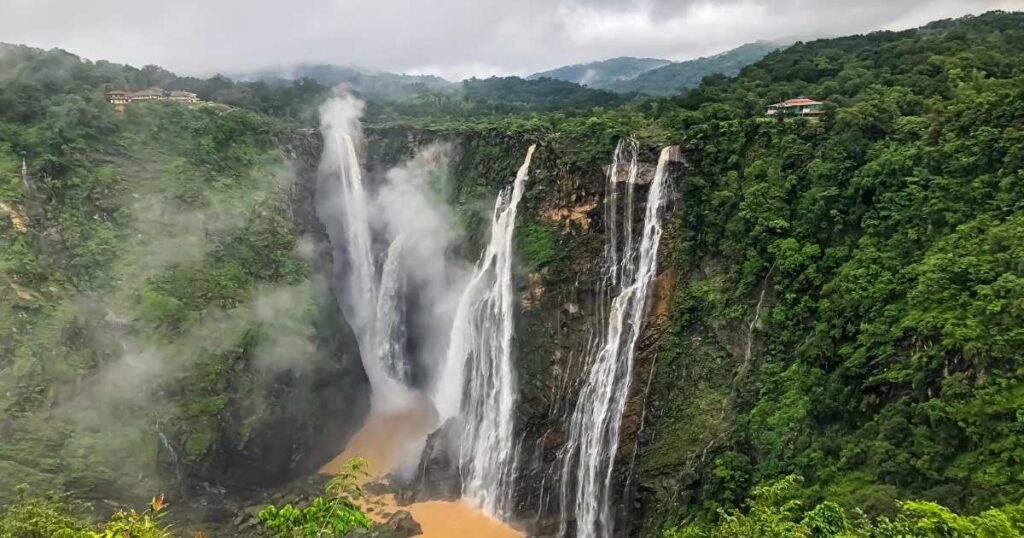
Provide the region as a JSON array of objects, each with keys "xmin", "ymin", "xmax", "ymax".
[{"xmin": 320, "ymin": 409, "xmax": 522, "ymax": 538}]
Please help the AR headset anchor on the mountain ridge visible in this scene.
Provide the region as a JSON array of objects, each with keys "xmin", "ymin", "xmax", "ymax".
[
  {"xmin": 526, "ymin": 41, "xmax": 780, "ymax": 95},
  {"xmin": 527, "ymin": 56, "xmax": 672, "ymax": 87}
]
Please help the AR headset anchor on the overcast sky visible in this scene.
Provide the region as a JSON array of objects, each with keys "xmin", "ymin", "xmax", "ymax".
[{"xmin": 2, "ymin": 0, "xmax": 1019, "ymax": 80}]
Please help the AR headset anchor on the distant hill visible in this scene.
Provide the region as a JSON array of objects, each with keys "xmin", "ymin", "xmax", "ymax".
[
  {"xmin": 610, "ymin": 41, "xmax": 780, "ymax": 95},
  {"xmin": 460, "ymin": 76, "xmax": 626, "ymax": 112},
  {"xmin": 235, "ymin": 63, "xmax": 454, "ymax": 100},
  {"xmin": 527, "ymin": 57, "xmax": 671, "ymax": 88},
  {"xmin": 526, "ymin": 42, "xmax": 780, "ymax": 97}
]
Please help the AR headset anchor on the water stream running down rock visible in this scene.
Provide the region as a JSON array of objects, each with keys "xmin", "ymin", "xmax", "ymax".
[
  {"xmin": 558, "ymin": 141, "xmax": 673, "ymax": 538},
  {"xmin": 433, "ymin": 144, "xmax": 537, "ymax": 519}
]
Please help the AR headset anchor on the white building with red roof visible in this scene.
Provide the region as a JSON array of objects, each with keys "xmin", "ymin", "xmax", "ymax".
[{"xmin": 766, "ymin": 98, "xmax": 824, "ymax": 117}]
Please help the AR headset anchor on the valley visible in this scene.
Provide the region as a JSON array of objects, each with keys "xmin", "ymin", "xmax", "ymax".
[{"xmin": 0, "ymin": 8, "xmax": 1023, "ymax": 538}]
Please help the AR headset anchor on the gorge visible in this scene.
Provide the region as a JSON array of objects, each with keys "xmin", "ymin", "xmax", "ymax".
[
  {"xmin": 1, "ymin": 9, "xmax": 1023, "ymax": 538},
  {"xmin": 311, "ymin": 90, "xmax": 678, "ymax": 536}
]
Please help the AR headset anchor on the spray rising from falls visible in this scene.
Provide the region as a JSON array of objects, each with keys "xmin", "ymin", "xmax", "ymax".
[
  {"xmin": 433, "ymin": 144, "xmax": 537, "ymax": 518},
  {"xmin": 316, "ymin": 96, "xmax": 414, "ymax": 413},
  {"xmin": 375, "ymin": 234, "xmax": 410, "ymax": 385},
  {"xmin": 559, "ymin": 140, "xmax": 672, "ymax": 538}
]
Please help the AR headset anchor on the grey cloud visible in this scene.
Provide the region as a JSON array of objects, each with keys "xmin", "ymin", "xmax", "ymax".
[{"xmin": 1, "ymin": 0, "xmax": 1017, "ymax": 79}]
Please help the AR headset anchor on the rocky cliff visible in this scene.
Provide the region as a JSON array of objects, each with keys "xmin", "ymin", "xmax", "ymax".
[{"xmin": 340, "ymin": 126, "xmax": 686, "ymax": 536}]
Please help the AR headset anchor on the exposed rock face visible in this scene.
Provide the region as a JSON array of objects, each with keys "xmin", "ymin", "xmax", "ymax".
[
  {"xmin": 400, "ymin": 418, "xmax": 462, "ymax": 505},
  {"xmin": 382, "ymin": 510, "xmax": 424, "ymax": 537},
  {"xmin": 511, "ymin": 153, "xmax": 678, "ymax": 538},
  {"xmin": 293, "ymin": 128, "xmax": 681, "ymax": 537}
]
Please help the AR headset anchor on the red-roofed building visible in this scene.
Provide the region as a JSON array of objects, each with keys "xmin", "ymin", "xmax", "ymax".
[{"xmin": 767, "ymin": 98, "xmax": 824, "ymax": 117}]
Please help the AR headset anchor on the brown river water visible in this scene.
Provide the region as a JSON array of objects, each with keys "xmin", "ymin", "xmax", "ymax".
[{"xmin": 320, "ymin": 408, "xmax": 522, "ymax": 538}]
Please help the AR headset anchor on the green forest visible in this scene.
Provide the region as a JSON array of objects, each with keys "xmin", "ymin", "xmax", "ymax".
[{"xmin": 0, "ymin": 8, "xmax": 1022, "ymax": 538}]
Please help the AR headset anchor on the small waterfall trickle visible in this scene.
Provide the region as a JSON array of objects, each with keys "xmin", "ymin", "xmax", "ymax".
[
  {"xmin": 20, "ymin": 158, "xmax": 31, "ymax": 193},
  {"xmin": 157, "ymin": 431, "xmax": 185, "ymax": 486},
  {"xmin": 559, "ymin": 140, "xmax": 672, "ymax": 538},
  {"xmin": 434, "ymin": 144, "xmax": 537, "ymax": 518}
]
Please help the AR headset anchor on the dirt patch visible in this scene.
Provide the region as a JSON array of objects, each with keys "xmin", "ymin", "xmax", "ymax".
[{"xmin": 540, "ymin": 196, "xmax": 599, "ymax": 233}]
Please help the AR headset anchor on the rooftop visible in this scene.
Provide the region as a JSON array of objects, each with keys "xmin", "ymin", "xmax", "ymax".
[{"xmin": 770, "ymin": 98, "xmax": 823, "ymax": 107}]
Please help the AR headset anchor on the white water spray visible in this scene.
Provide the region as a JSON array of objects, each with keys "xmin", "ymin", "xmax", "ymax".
[
  {"xmin": 559, "ymin": 141, "xmax": 672, "ymax": 538},
  {"xmin": 316, "ymin": 95, "xmax": 413, "ymax": 413},
  {"xmin": 375, "ymin": 234, "xmax": 410, "ymax": 385},
  {"xmin": 434, "ymin": 144, "xmax": 537, "ymax": 518}
]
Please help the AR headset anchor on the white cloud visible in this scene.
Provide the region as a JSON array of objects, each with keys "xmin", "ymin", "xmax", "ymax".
[{"xmin": 0, "ymin": 0, "xmax": 1014, "ymax": 79}]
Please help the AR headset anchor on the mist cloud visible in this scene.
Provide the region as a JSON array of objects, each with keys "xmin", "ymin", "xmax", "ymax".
[
  {"xmin": 373, "ymin": 141, "xmax": 468, "ymax": 386},
  {"xmin": 1, "ymin": 0, "xmax": 1015, "ymax": 79}
]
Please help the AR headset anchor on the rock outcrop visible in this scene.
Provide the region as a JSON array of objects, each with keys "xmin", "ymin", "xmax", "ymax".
[{"xmin": 397, "ymin": 418, "xmax": 462, "ymax": 505}]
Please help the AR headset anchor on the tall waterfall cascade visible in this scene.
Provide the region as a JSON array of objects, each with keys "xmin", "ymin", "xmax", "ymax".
[
  {"xmin": 558, "ymin": 140, "xmax": 673, "ymax": 538},
  {"xmin": 433, "ymin": 144, "xmax": 538, "ymax": 519},
  {"xmin": 317, "ymin": 104, "xmax": 415, "ymax": 414}
]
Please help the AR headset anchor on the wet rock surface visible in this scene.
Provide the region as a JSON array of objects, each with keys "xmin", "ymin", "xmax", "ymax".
[
  {"xmin": 382, "ymin": 510, "xmax": 423, "ymax": 537},
  {"xmin": 399, "ymin": 418, "xmax": 462, "ymax": 504}
]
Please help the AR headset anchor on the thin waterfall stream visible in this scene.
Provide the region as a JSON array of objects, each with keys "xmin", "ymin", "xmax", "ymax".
[
  {"xmin": 559, "ymin": 140, "xmax": 673, "ymax": 538},
  {"xmin": 375, "ymin": 234, "xmax": 410, "ymax": 385}
]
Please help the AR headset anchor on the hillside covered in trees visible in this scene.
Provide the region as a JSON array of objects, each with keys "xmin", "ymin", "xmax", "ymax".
[
  {"xmin": 0, "ymin": 8, "xmax": 1022, "ymax": 538},
  {"xmin": 608, "ymin": 41, "xmax": 780, "ymax": 95},
  {"xmin": 527, "ymin": 56, "xmax": 673, "ymax": 88},
  {"xmin": 525, "ymin": 42, "xmax": 779, "ymax": 96}
]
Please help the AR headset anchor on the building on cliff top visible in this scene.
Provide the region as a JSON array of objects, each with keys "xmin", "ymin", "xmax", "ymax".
[
  {"xmin": 766, "ymin": 98, "xmax": 824, "ymax": 117},
  {"xmin": 105, "ymin": 88, "xmax": 200, "ymax": 108}
]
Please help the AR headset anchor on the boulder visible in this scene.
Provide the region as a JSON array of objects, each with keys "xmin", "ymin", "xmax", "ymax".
[
  {"xmin": 381, "ymin": 510, "xmax": 422, "ymax": 537},
  {"xmin": 406, "ymin": 418, "xmax": 462, "ymax": 503}
]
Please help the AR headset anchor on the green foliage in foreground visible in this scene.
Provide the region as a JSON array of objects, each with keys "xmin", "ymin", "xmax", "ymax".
[
  {"xmin": 0, "ymin": 492, "xmax": 172, "ymax": 538},
  {"xmin": 0, "ymin": 493, "xmax": 91, "ymax": 538},
  {"xmin": 0, "ymin": 464, "xmax": 375, "ymax": 538},
  {"xmin": 258, "ymin": 458, "xmax": 373, "ymax": 538},
  {"xmin": 665, "ymin": 476, "xmax": 1024, "ymax": 537}
]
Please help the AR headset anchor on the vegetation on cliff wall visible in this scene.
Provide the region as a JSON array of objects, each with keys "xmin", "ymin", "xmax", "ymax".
[
  {"xmin": 0, "ymin": 45, "xmax": 366, "ymax": 522},
  {"xmin": 638, "ymin": 10, "xmax": 1024, "ymax": 535}
]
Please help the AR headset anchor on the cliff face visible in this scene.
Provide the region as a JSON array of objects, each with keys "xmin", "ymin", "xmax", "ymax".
[
  {"xmin": 353, "ymin": 126, "xmax": 684, "ymax": 536},
  {"xmin": 126, "ymin": 121, "xmax": 699, "ymax": 535},
  {"xmin": 0, "ymin": 103, "xmax": 374, "ymax": 527},
  {"xmin": 507, "ymin": 141, "xmax": 682, "ymax": 537},
  {"xmin": 148, "ymin": 128, "xmax": 372, "ymax": 502}
]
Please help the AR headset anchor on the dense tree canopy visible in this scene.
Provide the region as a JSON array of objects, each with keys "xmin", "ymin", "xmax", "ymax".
[{"xmin": 635, "ymin": 9, "xmax": 1024, "ymax": 534}]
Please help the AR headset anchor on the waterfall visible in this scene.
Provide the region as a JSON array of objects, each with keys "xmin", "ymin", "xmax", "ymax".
[
  {"xmin": 157, "ymin": 431, "xmax": 185, "ymax": 485},
  {"xmin": 20, "ymin": 158, "xmax": 31, "ymax": 193},
  {"xmin": 316, "ymin": 97, "xmax": 414, "ymax": 414},
  {"xmin": 375, "ymin": 234, "xmax": 410, "ymax": 385},
  {"xmin": 331, "ymin": 132, "xmax": 378, "ymax": 336},
  {"xmin": 434, "ymin": 144, "xmax": 537, "ymax": 518},
  {"xmin": 559, "ymin": 141, "xmax": 672, "ymax": 538}
]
